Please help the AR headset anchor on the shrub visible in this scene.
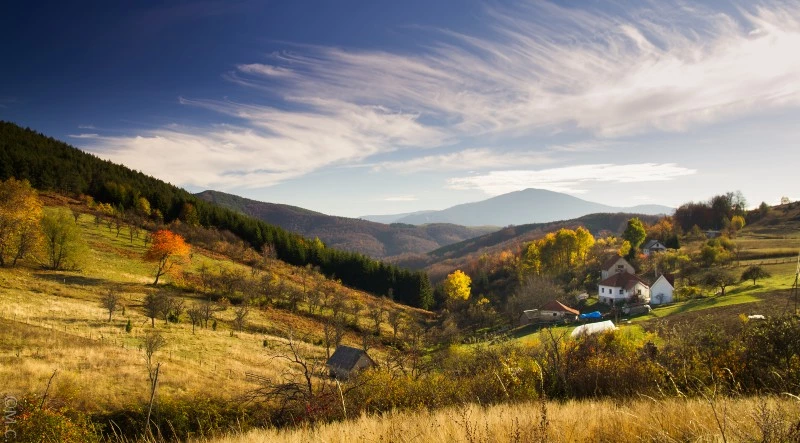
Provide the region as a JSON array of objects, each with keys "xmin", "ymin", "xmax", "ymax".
[{"xmin": 12, "ymin": 394, "xmax": 99, "ymax": 443}]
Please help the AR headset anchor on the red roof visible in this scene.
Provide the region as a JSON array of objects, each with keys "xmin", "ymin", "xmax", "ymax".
[
  {"xmin": 539, "ymin": 300, "xmax": 580, "ymax": 315},
  {"xmin": 599, "ymin": 272, "xmax": 649, "ymax": 290}
]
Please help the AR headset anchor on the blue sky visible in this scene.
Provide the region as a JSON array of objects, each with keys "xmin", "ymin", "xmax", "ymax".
[{"xmin": 2, "ymin": 1, "xmax": 799, "ymax": 217}]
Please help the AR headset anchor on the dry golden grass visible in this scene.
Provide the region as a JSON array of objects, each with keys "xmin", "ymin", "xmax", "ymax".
[
  {"xmin": 0, "ymin": 209, "xmax": 419, "ymax": 413},
  {"xmin": 204, "ymin": 396, "xmax": 800, "ymax": 443}
]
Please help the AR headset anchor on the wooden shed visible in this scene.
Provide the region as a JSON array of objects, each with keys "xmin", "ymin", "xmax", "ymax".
[{"xmin": 326, "ymin": 345, "xmax": 375, "ymax": 380}]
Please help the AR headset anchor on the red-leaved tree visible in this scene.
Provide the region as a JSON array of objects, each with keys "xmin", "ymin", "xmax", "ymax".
[{"xmin": 144, "ymin": 230, "xmax": 190, "ymax": 284}]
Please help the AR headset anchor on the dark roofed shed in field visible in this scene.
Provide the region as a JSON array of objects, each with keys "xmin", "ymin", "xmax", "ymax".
[{"xmin": 326, "ymin": 345, "xmax": 375, "ymax": 380}]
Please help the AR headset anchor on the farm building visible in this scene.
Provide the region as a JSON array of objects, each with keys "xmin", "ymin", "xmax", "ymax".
[
  {"xmin": 519, "ymin": 300, "xmax": 580, "ymax": 325},
  {"xmin": 326, "ymin": 345, "xmax": 375, "ymax": 380},
  {"xmin": 649, "ymin": 274, "xmax": 675, "ymax": 305},
  {"xmin": 539, "ymin": 300, "xmax": 580, "ymax": 321}
]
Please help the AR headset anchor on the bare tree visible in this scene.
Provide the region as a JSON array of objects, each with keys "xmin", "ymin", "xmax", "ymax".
[
  {"xmin": 157, "ymin": 293, "xmax": 184, "ymax": 324},
  {"xmin": 261, "ymin": 242, "xmax": 277, "ymax": 261},
  {"xmin": 141, "ymin": 331, "xmax": 165, "ymax": 440},
  {"xmin": 199, "ymin": 298, "xmax": 219, "ymax": 329},
  {"xmin": 368, "ymin": 297, "xmax": 387, "ymax": 335},
  {"xmin": 100, "ymin": 287, "xmax": 120, "ymax": 322},
  {"xmin": 323, "ymin": 321, "xmax": 333, "ymax": 359},
  {"xmin": 307, "ymin": 285, "xmax": 322, "ymax": 315},
  {"xmin": 245, "ymin": 330, "xmax": 337, "ymax": 417},
  {"xmin": 233, "ymin": 302, "xmax": 250, "ymax": 332},
  {"xmin": 387, "ymin": 310, "xmax": 404, "ymax": 342},
  {"xmin": 329, "ymin": 291, "xmax": 347, "ymax": 321},
  {"xmin": 199, "ymin": 263, "xmax": 212, "ymax": 293},
  {"xmin": 129, "ymin": 224, "xmax": 140, "ymax": 244},
  {"xmin": 114, "ymin": 218, "xmax": 124, "ymax": 238},
  {"xmin": 142, "ymin": 292, "xmax": 166, "ymax": 328},
  {"xmin": 142, "ymin": 331, "xmax": 166, "ymax": 384},
  {"xmin": 215, "ymin": 267, "xmax": 246, "ymax": 296},
  {"xmin": 334, "ymin": 317, "xmax": 346, "ymax": 348},
  {"xmin": 168, "ymin": 296, "xmax": 185, "ymax": 323},
  {"xmin": 348, "ymin": 300, "xmax": 364, "ymax": 327},
  {"xmin": 187, "ymin": 304, "xmax": 203, "ymax": 334},
  {"xmin": 285, "ymin": 287, "xmax": 304, "ymax": 313}
]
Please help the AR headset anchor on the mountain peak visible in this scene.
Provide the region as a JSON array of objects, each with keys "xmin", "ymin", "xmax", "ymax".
[{"xmin": 383, "ymin": 189, "xmax": 672, "ymax": 227}]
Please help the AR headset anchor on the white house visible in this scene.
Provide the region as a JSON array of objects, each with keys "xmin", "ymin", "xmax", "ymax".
[
  {"xmin": 598, "ymin": 272, "xmax": 650, "ymax": 305},
  {"xmin": 600, "ymin": 256, "xmax": 635, "ymax": 280},
  {"xmin": 649, "ymin": 274, "xmax": 675, "ymax": 305},
  {"xmin": 642, "ymin": 239, "xmax": 667, "ymax": 256}
]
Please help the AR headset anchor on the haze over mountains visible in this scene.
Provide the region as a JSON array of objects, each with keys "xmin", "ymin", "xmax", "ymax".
[
  {"xmin": 362, "ymin": 188, "xmax": 673, "ymax": 226},
  {"xmin": 195, "ymin": 190, "xmax": 495, "ymax": 259}
]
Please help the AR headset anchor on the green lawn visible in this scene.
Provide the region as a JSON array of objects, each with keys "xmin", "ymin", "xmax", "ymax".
[{"xmin": 634, "ymin": 292, "xmax": 761, "ymax": 321}]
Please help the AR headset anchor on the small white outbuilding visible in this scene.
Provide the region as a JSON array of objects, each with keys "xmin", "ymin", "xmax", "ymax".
[
  {"xmin": 649, "ymin": 274, "xmax": 675, "ymax": 305},
  {"xmin": 571, "ymin": 320, "xmax": 616, "ymax": 338}
]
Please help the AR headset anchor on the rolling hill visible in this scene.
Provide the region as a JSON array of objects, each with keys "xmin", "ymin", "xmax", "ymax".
[
  {"xmin": 0, "ymin": 121, "xmax": 433, "ymax": 307},
  {"xmin": 196, "ymin": 190, "xmax": 496, "ymax": 259},
  {"xmin": 392, "ymin": 212, "xmax": 664, "ymax": 273},
  {"xmin": 365, "ymin": 188, "xmax": 673, "ymax": 226}
]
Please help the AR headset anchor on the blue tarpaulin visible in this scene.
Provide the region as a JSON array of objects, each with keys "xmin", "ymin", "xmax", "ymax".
[{"xmin": 579, "ymin": 311, "xmax": 602, "ymax": 319}]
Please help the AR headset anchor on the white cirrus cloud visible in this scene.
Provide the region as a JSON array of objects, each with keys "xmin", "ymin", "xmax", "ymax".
[
  {"xmin": 233, "ymin": 1, "xmax": 800, "ymax": 137},
  {"xmin": 82, "ymin": 98, "xmax": 449, "ymax": 189},
  {"xmin": 447, "ymin": 163, "xmax": 697, "ymax": 195},
  {"xmin": 371, "ymin": 148, "xmax": 555, "ymax": 174},
  {"xmin": 83, "ymin": 1, "xmax": 800, "ymax": 189}
]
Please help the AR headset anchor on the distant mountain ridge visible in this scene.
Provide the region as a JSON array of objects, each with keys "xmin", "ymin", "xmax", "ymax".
[
  {"xmin": 361, "ymin": 210, "xmax": 436, "ymax": 224},
  {"xmin": 196, "ymin": 190, "xmax": 496, "ymax": 259},
  {"xmin": 365, "ymin": 189, "xmax": 673, "ymax": 226}
]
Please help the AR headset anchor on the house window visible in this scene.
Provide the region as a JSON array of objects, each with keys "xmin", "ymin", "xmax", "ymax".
[
  {"xmin": 637, "ymin": 289, "xmax": 642, "ymax": 295},
  {"xmin": 601, "ymin": 288, "xmax": 604, "ymax": 293},
  {"xmin": 619, "ymin": 289, "xmax": 624, "ymax": 294},
  {"xmin": 553, "ymin": 313, "xmax": 557, "ymax": 317}
]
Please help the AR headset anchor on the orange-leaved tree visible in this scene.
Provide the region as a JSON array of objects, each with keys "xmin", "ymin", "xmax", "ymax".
[{"xmin": 144, "ymin": 230, "xmax": 190, "ymax": 284}]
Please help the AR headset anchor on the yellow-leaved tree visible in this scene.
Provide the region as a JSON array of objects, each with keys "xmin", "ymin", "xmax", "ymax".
[
  {"xmin": 144, "ymin": 230, "xmax": 190, "ymax": 284},
  {"xmin": 0, "ymin": 178, "xmax": 43, "ymax": 267},
  {"xmin": 443, "ymin": 269, "xmax": 471, "ymax": 301}
]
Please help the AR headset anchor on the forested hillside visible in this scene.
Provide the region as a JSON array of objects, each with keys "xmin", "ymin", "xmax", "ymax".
[
  {"xmin": 0, "ymin": 122, "xmax": 433, "ymax": 308},
  {"xmin": 393, "ymin": 212, "xmax": 662, "ymax": 275},
  {"xmin": 196, "ymin": 190, "xmax": 495, "ymax": 258}
]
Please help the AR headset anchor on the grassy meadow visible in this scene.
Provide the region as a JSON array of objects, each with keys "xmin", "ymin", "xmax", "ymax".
[
  {"xmin": 202, "ymin": 396, "xmax": 800, "ymax": 443},
  {"xmin": 3, "ymin": 199, "xmax": 800, "ymax": 442},
  {"xmin": 0, "ymin": 207, "xmax": 419, "ymax": 415}
]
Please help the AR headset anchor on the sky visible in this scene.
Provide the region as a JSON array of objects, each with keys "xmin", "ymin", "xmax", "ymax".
[{"xmin": 2, "ymin": 0, "xmax": 799, "ymax": 218}]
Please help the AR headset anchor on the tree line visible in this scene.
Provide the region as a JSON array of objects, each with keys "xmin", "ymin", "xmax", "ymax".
[{"xmin": 0, "ymin": 121, "xmax": 432, "ymax": 308}]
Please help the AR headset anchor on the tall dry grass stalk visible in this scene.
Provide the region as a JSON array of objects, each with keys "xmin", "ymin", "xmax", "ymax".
[{"xmin": 202, "ymin": 396, "xmax": 800, "ymax": 443}]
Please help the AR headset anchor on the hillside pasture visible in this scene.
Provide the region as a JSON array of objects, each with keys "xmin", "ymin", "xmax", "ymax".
[{"xmin": 0, "ymin": 209, "xmax": 421, "ymax": 415}]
